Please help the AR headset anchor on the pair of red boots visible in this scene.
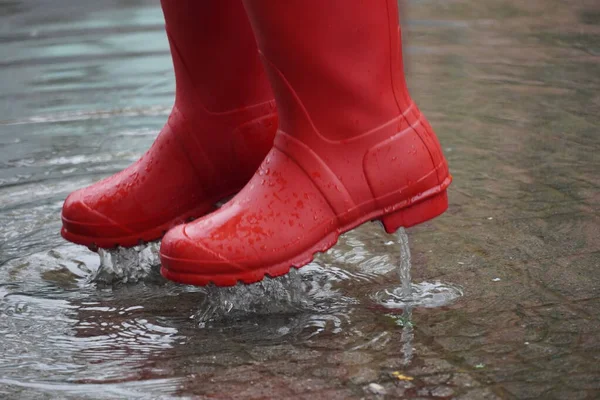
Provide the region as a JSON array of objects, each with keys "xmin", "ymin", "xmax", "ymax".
[{"xmin": 61, "ymin": 0, "xmax": 451, "ymax": 287}]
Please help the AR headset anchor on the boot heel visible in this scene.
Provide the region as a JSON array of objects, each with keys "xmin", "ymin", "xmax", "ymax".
[{"xmin": 380, "ymin": 190, "xmax": 448, "ymax": 233}]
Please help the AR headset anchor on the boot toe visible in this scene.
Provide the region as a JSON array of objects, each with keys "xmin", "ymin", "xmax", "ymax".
[
  {"xmin": 61, "ymin": 189, "xmax": 129, "ymax": 243},
  {"xmin": 160, "ymin": 224, "xmax": 244, "ymax": 278}
]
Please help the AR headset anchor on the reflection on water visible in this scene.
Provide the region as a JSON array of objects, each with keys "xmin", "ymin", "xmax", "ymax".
[{"xmin": 1, "ymin": 0, "xmax": 598, "ymax": 397}]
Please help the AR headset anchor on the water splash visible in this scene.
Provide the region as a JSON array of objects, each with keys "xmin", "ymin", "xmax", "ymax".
[
  {"xmin": 88, "ymin": 227, "xmax": 462, "ymax": 328},
  {"xmin": 373, "ymin": 228, "xmax": 463, "ymax": 309},
  {"xmin": 195, "ymin": 269, "xmax": 311, "ymax": 325},
  {"xmin": 91, "ymin": 242, "xmax": 163, "ymax": 285},
  {"xmin": 89, "ymin": 243, "xmax": 345, "ymax": 328}
]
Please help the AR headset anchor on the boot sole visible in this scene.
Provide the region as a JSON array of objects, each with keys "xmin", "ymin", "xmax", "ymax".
[{"xmin": 160, "ymin": 176, "xmax": 451, "ymax": 287}]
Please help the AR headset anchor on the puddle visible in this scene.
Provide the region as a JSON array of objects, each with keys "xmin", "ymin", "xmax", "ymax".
[{"xmin": 1, "ymin": 0, "xmax": 599, "ymax": 398}]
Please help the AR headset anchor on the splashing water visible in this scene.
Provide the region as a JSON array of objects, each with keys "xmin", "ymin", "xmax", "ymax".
[
  {"xmin": 195, "ymin": 269, "xmax": 312, "ymax": 325},
  {"xmin": 93, "ymin": 244, "xmax": 319, "ymax": 322},
  {"xmin": 373, "ymin": 228, "xmax": 463, "ymax": 309},
  {"xmin": 92, "ymin": 242, "xmax": 163, "ymax": 285},
  {"xmin": 91, "ymin": 226, "xmax": 462, "ymax": 330}
]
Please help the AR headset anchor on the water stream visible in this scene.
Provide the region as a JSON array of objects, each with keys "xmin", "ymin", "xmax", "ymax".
[{"xmin": 373, "ymin": 229, "xmax": 464, "ymax": 310}]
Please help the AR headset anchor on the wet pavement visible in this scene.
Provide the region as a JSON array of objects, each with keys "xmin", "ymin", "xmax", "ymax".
[{"xmin": 1, "ymin": 0, "xmax": 599, "ymax": 398}]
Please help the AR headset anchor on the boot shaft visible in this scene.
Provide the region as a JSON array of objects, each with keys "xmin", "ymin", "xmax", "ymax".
[
  {"xmin": 159, "ymin": 0, "xmax": 277, "ymax": 191},
  {"xmin": 243, "ymin": 0, "xmax": 448, "ymax": 209},
  {"xmin": 161, "ymin": 0, "xmax": 273, "ymax": 114},
  {"xmin": 242, "ymin": 0, "xmax": 411, "ymax": 142}
]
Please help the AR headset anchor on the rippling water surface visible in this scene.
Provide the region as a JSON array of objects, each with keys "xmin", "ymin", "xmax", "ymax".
[
  {"xmin": 0, "ymin": 222, "xmax": 455, "ymax": 398},
  {"xmin": 2, "ymin": 0, "xmax": 599, "ymax": 398}
]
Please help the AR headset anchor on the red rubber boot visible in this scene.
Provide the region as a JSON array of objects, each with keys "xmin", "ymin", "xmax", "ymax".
[
  {"xmin": 61, "ymin": 0, "xmax": 277, "ymax": 249},
  {"xmin": 160, "ymin": 0, "xmax": 452, "ymax": 286}
]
